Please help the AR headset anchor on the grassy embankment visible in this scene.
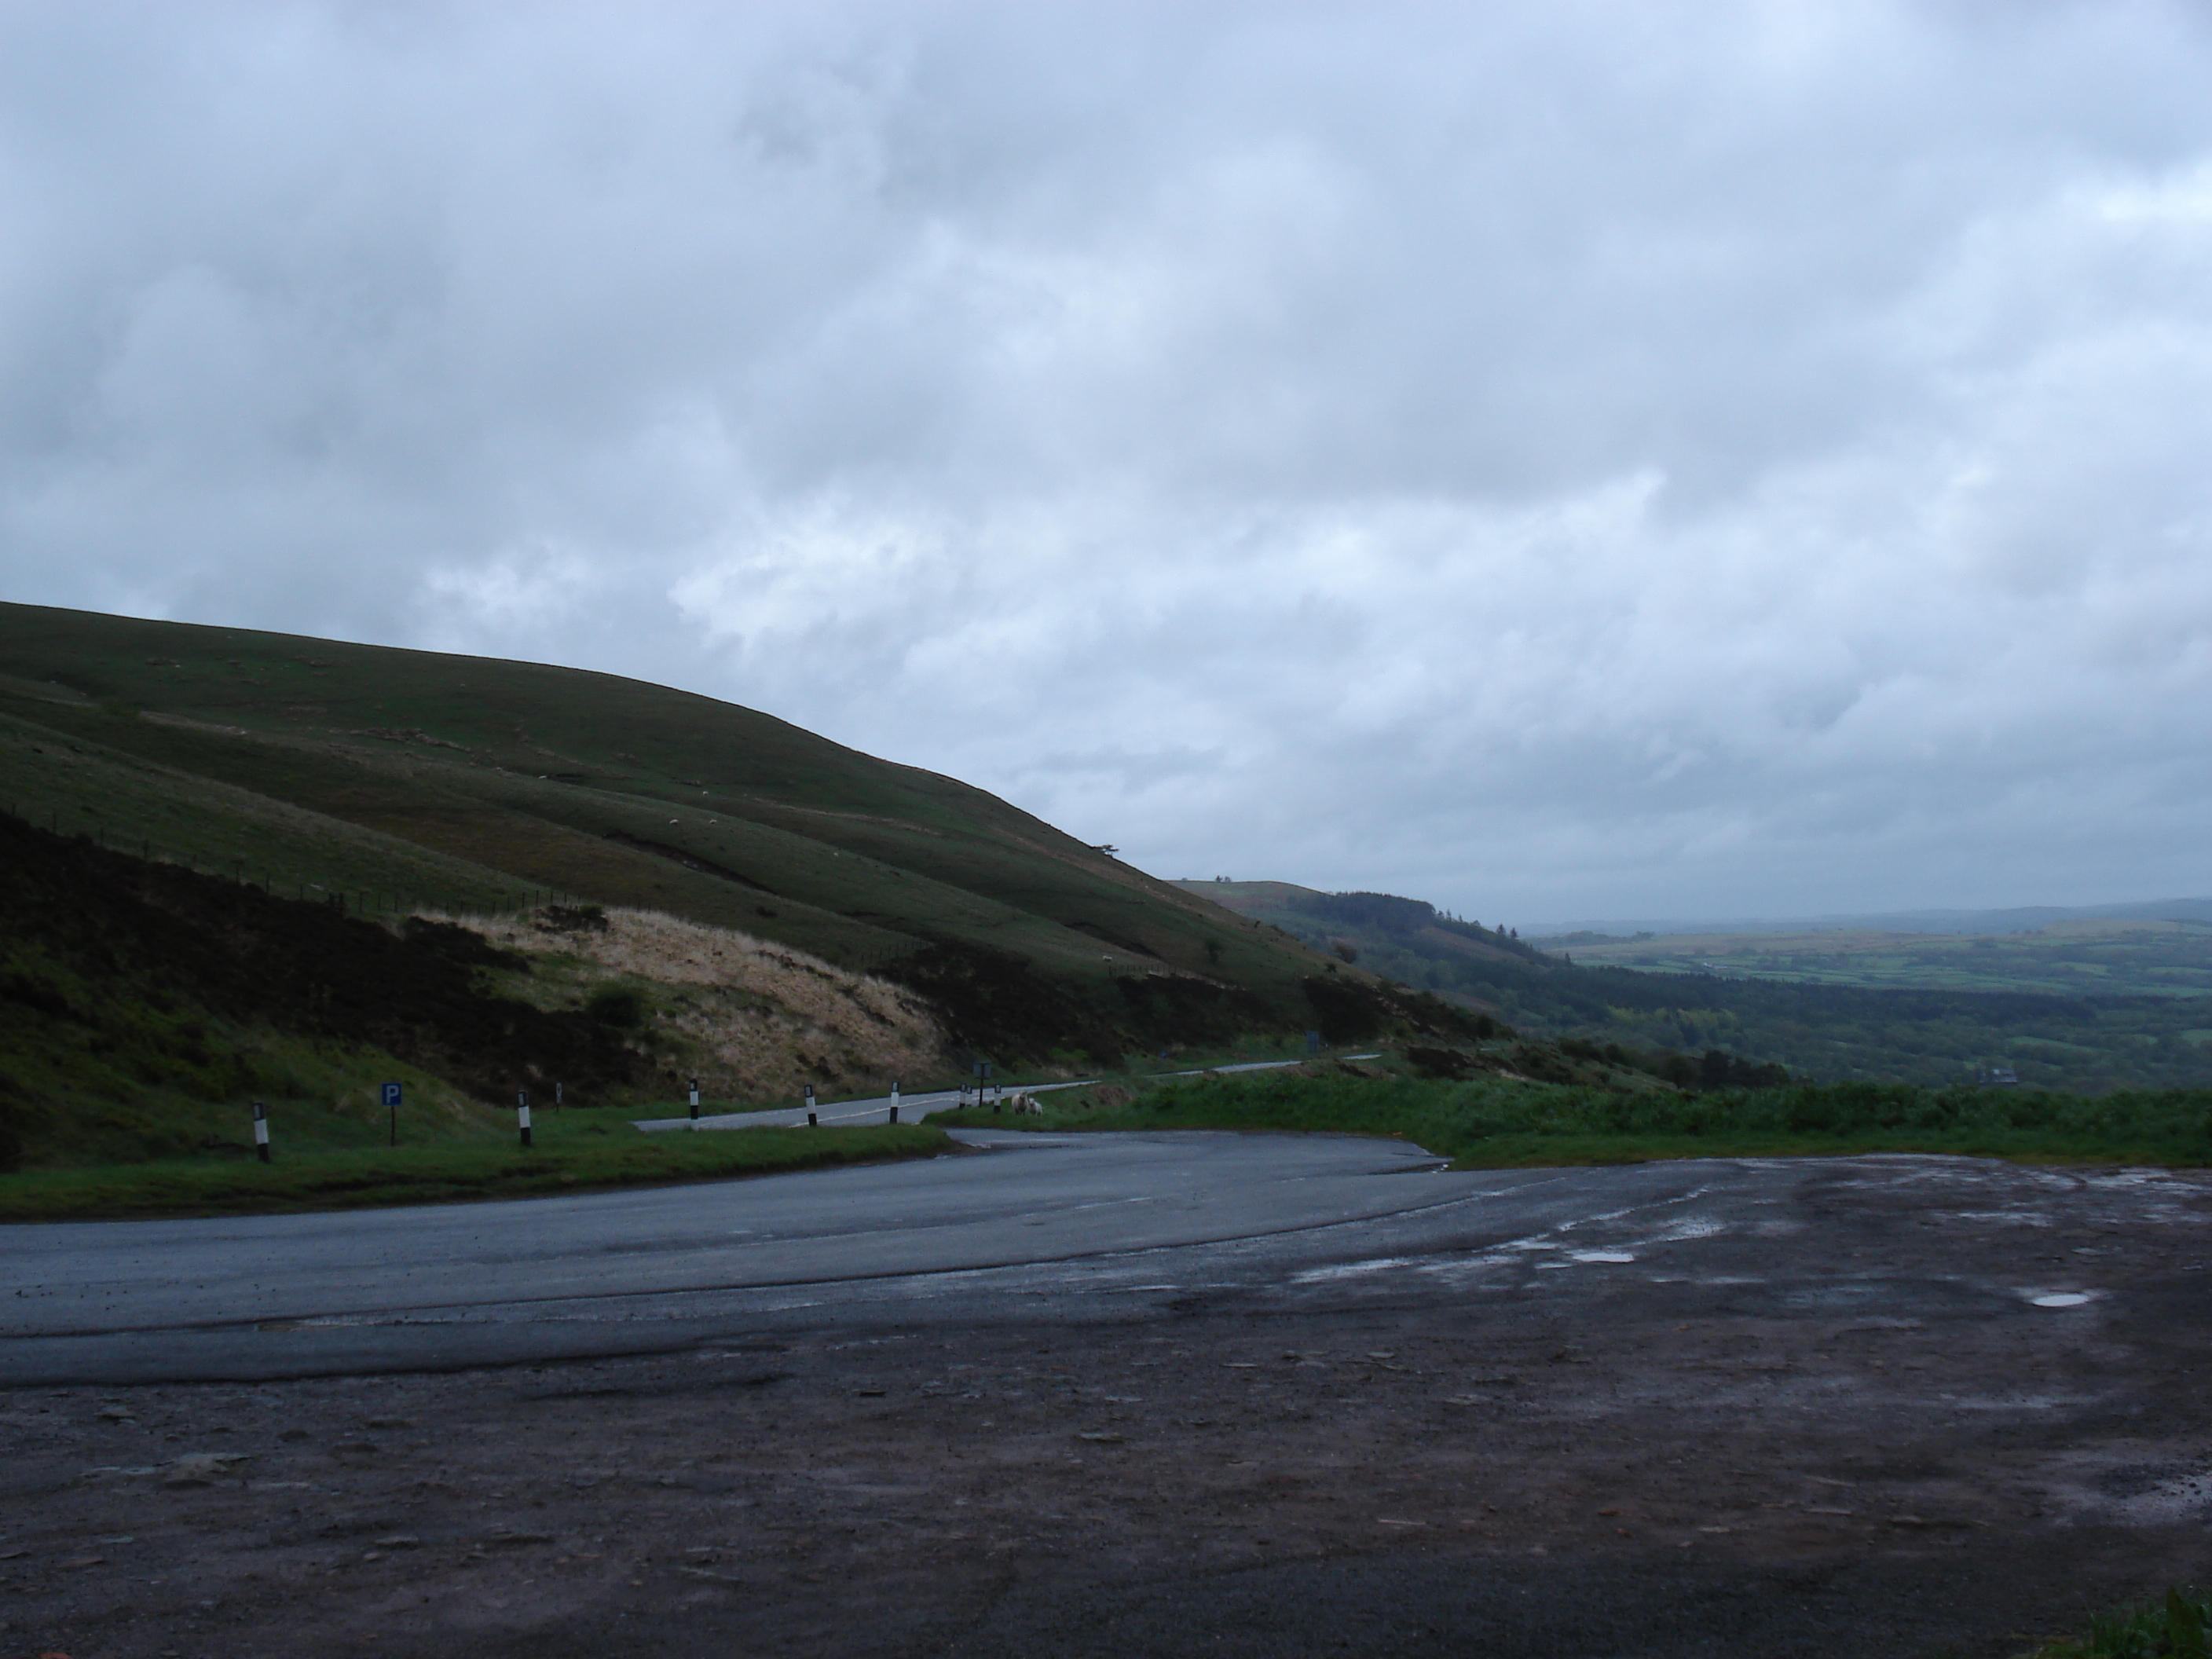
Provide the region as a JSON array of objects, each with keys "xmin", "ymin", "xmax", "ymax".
[
  {"xmin": 2022, "ymin": 1587, "xmax": 2211, "ymax": 1658},
  {"xmin": 0, "ymin": 1107, "xmax": 952, "ymax": 1222},
  {"xmin": 938, "ymin": 1064, "xmax": 2212, "ymax": 1168}
]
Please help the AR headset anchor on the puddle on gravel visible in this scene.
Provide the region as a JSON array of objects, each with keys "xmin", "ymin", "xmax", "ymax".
[
  {"xmin": 2049, "ymin": 1455, "xmax": 2212, "ymax": 1525},
  {"xmin": 1412, "ymin": 1257, "xmax": 1516, "ymax": 1280},
  {"xmin": 2099, "ymin": 1467, "xmax": 2212, "ymax": 1522},
  {"xmin": 1936, "ymin": 1391, "xmax": 2089, "ymax": 1413},
  {"xmin": 1291, "ymin": 1258, "xmax": 1415, "ymax": 1284}
]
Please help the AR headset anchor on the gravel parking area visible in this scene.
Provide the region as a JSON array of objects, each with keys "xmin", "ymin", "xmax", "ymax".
[{"xmin": 2, "ymin": 1152, "xmax": 2207, "ymax": 1657}]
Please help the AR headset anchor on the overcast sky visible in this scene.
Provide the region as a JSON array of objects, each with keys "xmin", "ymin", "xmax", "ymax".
[{"xmin": 4, "ymin": 1, "xmax": 2210, "ymax": 924}]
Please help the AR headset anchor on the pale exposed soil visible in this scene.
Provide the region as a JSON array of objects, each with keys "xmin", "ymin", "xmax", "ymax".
[
  {"xmin": 458, "ymin": 906, "xmax": 942, "ymax": 1100},
  {"xmin": 3, "ymin": 1159, "xmax": 2208, "ymax": 1658}
]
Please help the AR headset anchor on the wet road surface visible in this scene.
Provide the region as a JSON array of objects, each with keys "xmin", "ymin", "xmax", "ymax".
[{"xmin": 2, "ymin": 1138, "xmax": 2207, "ymax": 1657}]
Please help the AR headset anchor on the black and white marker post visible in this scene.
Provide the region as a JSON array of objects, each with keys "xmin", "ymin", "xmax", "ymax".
[
  {"xmin": 251, "ymin": 1099, "xmax": 270, "ymax": 1163},
  {"xmin": 688, "ymin": 1077, "xmax": 701, "ymax": 1127},
  {"xmin": 804, "ymin": 1083, "xmax": 817, "ymax": 1126},
  {"xmin": 888, "ymin": 1080, "xmax": 900, "ymax": 1125},
  {"xmin": 516, "ymin": 1089, "xmax": 533, "ymax": 1149}
]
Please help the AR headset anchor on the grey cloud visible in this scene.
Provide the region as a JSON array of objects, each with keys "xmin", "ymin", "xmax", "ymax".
[{"xmin": 3, "ymin": 0, "xmax": 2211, "ymax": 920}]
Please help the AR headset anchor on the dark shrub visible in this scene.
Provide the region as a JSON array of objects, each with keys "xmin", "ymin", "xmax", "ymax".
[
  {"xmin": 1408, "ymin": 1046, "xmax": 1477, "ymax": 1080},
  {"xmin": 585, "ymin": 983, "xmax": 646, "ymax": 1029},
  {"xmin": 537, "ymin": 904, "xmax": 610, "ymax": 934}
]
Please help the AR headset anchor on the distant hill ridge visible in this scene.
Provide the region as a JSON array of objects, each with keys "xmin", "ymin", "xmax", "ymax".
[{"xmin": 1174, "ymin": 879, "xmax": 1550, "ymax": 969}]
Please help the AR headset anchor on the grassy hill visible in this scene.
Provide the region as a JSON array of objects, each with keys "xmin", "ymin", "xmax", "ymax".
[
  {"xmin": 0, "ymin": 604, "xmax": 1464, "ymax": 1132},
  {"xmin": 1179, "ymin": 880, "xmax": 2212, "ymax": 1093}
]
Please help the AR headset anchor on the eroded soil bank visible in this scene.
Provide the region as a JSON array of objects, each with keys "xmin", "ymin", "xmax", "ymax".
[{"xmin": 2, "ymin": 1158, "xmax": 2207, "ymax": 1658}]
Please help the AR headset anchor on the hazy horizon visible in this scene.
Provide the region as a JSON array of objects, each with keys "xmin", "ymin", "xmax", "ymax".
[
  {"xmin": 1166, "ymin": 869, "xmax": 2212, "ymax": 937},
  {"xmin": 5, "ymin": 2, "xmax": 2208, "ymax": 921},
  {"xmin": 1517, "ymin": 896, "xmax": 2212, "ymax": 938}
]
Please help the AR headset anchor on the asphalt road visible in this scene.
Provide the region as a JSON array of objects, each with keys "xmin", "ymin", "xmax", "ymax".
[
  {"xmin": 5, "ymin": 1127, "xmax": 1470, "ymax": 1383},
  {"xmin": 628, "ymin": 1057, "xmax": 1369, "ymax": 1132},
  {"xmin": 4, "ymin": 1126, "xmax": 2169, "ymax": 1388},
  {"xmin": 631, "ymin": 1082, "xmax": 1079, "ymax": 1132}
]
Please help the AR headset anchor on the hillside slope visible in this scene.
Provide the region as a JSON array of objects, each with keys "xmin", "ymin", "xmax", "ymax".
[
  {"xmin": 0, "ymin": 602, "xmax": 1394, "ymax": 1063},
  {"xmin": 0, "ymin": 809, "xmax": 628, "ymax": 1169},
  {"xmin": 0, "ymin": 805, "xmax": 946, "ymax": 1170}
]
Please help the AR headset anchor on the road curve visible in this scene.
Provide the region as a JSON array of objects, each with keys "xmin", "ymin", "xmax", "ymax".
[
  {"xmin": 13, "ymin": 1130, "xmax": 2121, "ymax": 1390},
  {"xmin": 6, "ymin": 1128, "xmax": 1486, "ymax": 1383},
  {"xmin": 628, "ymin": 1056, "xmax": 1366, "ymax": 1132}
]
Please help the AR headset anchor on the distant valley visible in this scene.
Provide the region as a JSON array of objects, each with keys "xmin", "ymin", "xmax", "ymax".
[
  {"xmin": 1177, "ymin": 879, "xmax": 2212, "ymax": 1093},
  {"xmin": 1536, "ymin": 917, "xmax": 2212, "ymax": 1002}
]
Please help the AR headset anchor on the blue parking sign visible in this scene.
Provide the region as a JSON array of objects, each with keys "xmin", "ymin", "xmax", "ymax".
[{"xmin": 381, "ymin": 1082, "xmax": 403, "ymax": 1108}]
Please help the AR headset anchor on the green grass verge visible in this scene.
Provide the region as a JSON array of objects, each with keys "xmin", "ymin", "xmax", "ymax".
[
  {"xmin": 2020, "ymin": 1587, "xmax": 2210, "ymax": 1657},
  {"xmin": 936, "ymin": 1070, "xmax": 2212, "ymax": 1169},
  {"xmin": 0, "ymin": 1120, "xmax": 953, "ymax": 1221}
]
